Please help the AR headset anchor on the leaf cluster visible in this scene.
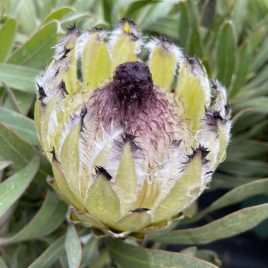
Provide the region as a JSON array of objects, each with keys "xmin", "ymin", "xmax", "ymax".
[{"xmin": 0, "ymin": 0, "xmax": 267, "ymax": 267}]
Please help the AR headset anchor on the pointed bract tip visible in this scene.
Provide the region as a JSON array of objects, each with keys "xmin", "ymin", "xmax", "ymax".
[{"xmin": 95, "ymin": 165, "xmax": 113, "ymax": 180}]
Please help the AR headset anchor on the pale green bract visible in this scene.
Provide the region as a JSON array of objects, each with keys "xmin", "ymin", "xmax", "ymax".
[{"xmin": 34, "ymin": 20, "xmax": 231, "ymax": 238}]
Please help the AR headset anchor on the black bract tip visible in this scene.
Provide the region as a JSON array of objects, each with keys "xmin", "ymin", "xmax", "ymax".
[
  {"xmin": 95, "ymin": 166, "xmax": 112, "ymax": 180},
  {"xmin": 194, "ymin": 145, "xmax": 210, "ymax": 159},
  {"xmin": 186, "ymin": 56, "xmax": 206, "ymax": 76},
  {"xmin": 80, "ymin": 107, "xmax": 88, "ymax": 131},
  {"xmin": 210, "ymin": 79, "xmax": 218, "ymax": 90},
  {"xmin": 131, "ymin": 208, "xmax": 150, "ymax": 213},
  {"xmin": 66, "ymin": 22, "xmax": 79, "ymax": 34},
  {"xmin": 59, "ymin": 80, "xmax": 68, "ymax": 95},
  {"xmin": 187, "ymin": 145, "xmax": 210, "ymax": 165},
  {"xmin": 122, "ymin": 133, "xmax": 141, "ymax": 151},
  {"xmin": 206, "ymin": 110, "xmax": 224, "ymax": 121},
  {"xmin": 60, "ymin": 47, "xmax": 72, "ymax": 60},
  {"xmin": 49, "ymin": 147, "xmax": 58, "ymax": 162},
  {"xmin": 120, "ymin": 18, "xmax": 135, "ymax": 26},
  {"xmin": 37, "ymin": 83, "xmax": 47, "ymax": 100}
]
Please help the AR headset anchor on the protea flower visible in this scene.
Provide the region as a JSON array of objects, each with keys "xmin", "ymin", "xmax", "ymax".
[{"xmin": 34, "ymin": 19, "xmax": 231, "ymax": 238}]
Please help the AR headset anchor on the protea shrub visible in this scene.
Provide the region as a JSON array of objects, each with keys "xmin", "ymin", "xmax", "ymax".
[{"xmin": 34, "ymin": 19, "xmax": 231, "ymax": 238}]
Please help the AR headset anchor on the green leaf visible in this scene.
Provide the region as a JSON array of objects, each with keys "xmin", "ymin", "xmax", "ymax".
[
  {"xmin": 43, "ymin": 7, "xmax": 74, "ymax": 23},
  {"xmin": 187, "ymin": 0, "xmax": 203, "ymax": 56},
  {"xmin": 0, "ymin": 18, "xmax": 17, "ymax": 62},
  {"xmin": 220, "ymin": 159, "xmax": 268, "ymax": 177},
  {"xmin": 150, "ymin": 204, "xmax": 268, "ymax": 245},
  {"xmin": 190, "ymin": 178, "xmax": 268, "ymax": 223},
  {"xmin": 227, "ymin": 139, "xmax": 268, "ymax": 159},
  {"xmin": 17, "ymin": 0, "xmax": 38, "ymax": 34},
  {"xmin": 231, "ymin": 0, "xmax": 248, "ymax": 37},
  {"xmin": 0, "ymin": 123, "xmax": 37, "ymax": 171},
  {"xmin": 142, "ymin": 17, "xmax": 179, "ymax": 41},
  {"xmin": 125, "ymin": 0, "xmax": 160, "ymax": 20},
  {"xmin": 65, "ymin": 225, "xmax": 82, "ymax": 268},
  {"xmin": 0, "ymin": 257, "xmax": 8, "ymax": 268},
  {"xmin": 7, "ymin": 21, "xmax": 58, "ymax": 69},
  {"xmin": 4, "ymin": 90, "xmax": 35, "ymax": 115},
  {"xmin": 196, "ymin": 250, "xmax": 222, "ymax": 267},
  {"xmin": 203, "ymin": 178, "xmax": 268, "ymax": 215},
  {"xmin": 106, "ymin": 238, "xmax": 217, "ymax": 268},
  {"xmin": 28, "ymin": 235, "xmax": 65, "ymax": 268},
  {"xmin": 229, "ymin": 42, "xmax": 251, "ymax": 98},
  {"xmin": 216, "ymin": 21, "xmax": 236, "ymax": 87},
  {"xmin": 234, "ymin": 97, "xmax": 268, "ymax": 113},
  {"xmin": 178, "ymin": 2, "xmax": 190, "ymax": 49},
  {"xmin": 0, "ymin": 157, "xmax": 40, "ymax": 219},
  {"xmin": 0, "ymin": 107, "xmax": 39, "ymax": 145},
  {"xmin": 81, "ymin": 236, "xmax": 99, "ymax": 267},
  {"xmin": 251, "ymin": 36, "xmax": 268, "ymax": 72},
  {"xmin": 102, "ymin": 0, "xmax": 114, "ymax": 24},
  {"xmin": 0, "ymin": 64, "xmax": 38, "ymax": 92},
  {"xmin": 0, "ymin": 190, "xmax": 67, "ymax": 246}
]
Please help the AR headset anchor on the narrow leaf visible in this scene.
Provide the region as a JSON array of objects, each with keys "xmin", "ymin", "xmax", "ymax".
[
  {"xmin": 229, "ymin": 42, "xmax": 251, "ymax": 98},
  {"xmin": 0, "ymin": 123, "xmax": 37, "ymax": 170},
  {"xmin": 106, "ymin": 238, "xmax": 217, "ymax": 268},
  {"xmin": 43, "ymin": 7, "xmax": 74, "ymax": 23},
  {"xmin": 0, "ymin": 257, "xmax": 8, "ymax": 268},
  {"xmin": 29, "ymin": 235, "xmax": 65, "ymax": 268},
  {"xmin": 191, "ymin": 178, "xmax": 268, "ymax": 223},
  {"xmin": 0, "ymin": 107, "xmax": 39, "ymax": 145},
  {"xmin": 65, "ymin": 225, "xmax": 82, "ymax": 268},
  {"xmin": 0, "ymin": 190, "xmax": 67, "ymax": 246},
  {"xmin": 0, "ymin": 157, "xmax": 40, "ymax": 218},
  {"xmin": 0, "ymin": 64, "xmax": 38, "ymax": 92},
  {"xmin": 0, "ymin": 18, "xmax": 17, "ymax": 62},
  {"xmin": 151, "ymin": 204, "xmax": 268, "ymax": 245},
  {"xmin": 8, "ymin": 22, "xmax": 58, "ymax": 69},
  {"xmin": 203, "ymin": 178, "xmax": 268, "ymax": 215},
  {"xmin": 216, "ymin": 21, "xmax": 236, "ymax": 87}
]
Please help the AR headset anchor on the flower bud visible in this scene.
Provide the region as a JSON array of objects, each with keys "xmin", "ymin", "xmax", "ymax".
[{"xmin": 35, "ymin": 20, "xmax": 231, "ymax": 238}]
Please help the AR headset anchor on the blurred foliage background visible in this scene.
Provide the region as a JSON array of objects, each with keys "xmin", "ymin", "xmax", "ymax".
[{"xmin": 0, "ymin": 0, "xmax": 267, "ymax": 267}]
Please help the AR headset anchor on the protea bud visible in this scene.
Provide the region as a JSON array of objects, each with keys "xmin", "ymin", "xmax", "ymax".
[{"xmin": 34, "ymin": 20, "xmax": 231, "ymax": 238}]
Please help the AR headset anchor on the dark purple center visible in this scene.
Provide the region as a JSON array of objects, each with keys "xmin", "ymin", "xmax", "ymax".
[{"xmin": 112, "ymin": 61, "xmax": 153, "ymax": 106}]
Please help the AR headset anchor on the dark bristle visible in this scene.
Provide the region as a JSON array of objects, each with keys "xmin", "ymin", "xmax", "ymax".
[
  {"xmin": 186, "ymin": 56, "xmax": 205, "ymax": 75},
  {"xmin": 55, "ymin": 67, "xmax": 60, "ymax": 77},
  {"xmin": 95, "ymin": 165, "xmax": 112, "ymax": 180},
  {"xmin": 206, "ymin": 110, "xmax": 224, "ymax": 121},
  {"xmin": 206, "ymin": 171, "xmax": 213, "ymax": 175},
  {"xmin": 121, "ymin": 133, "xmax": 141, "ymax": 151},
  {"xmin": 120, "ymin": 18, "xmax": 135, "ymax": 25},
  {"xmin": 49, "ymin": 147, "xmax": 58, "ymax": 162},
  {"xmin": 159, "ymin": 35, "xmax": 169, "ymax": 43},
  {"xmin": 224, "ymin": 103, "xmax": 231, "ymax": 117},
  {"xmin": 59, "ymin": 80, "xmax": 68, "ymax": 95},
  {"xmin": 131, "ymin": 208, "xmax": 150, "ymax": 213},
  {"xmin": 194, "ymin": 145, "xmax": 210, "ymax": 159},
  {"xmin": 80, "ymin": 107, "xmax": 88, "ymax": 131},
  {"xmin": 172, "ymin": 139, "xmax": 181, "ymax": 147},
  {"xmin": 60, "ymin": 47, "xmax": 72, "ymax": 60},
  {"xmin": 187, "ymin": 145, "xmax": 210, "ymax": 165},
  {"xmin": 37, "ymin": 83, "xmax": 47, "ymax": 100},
  {"xmin": 66, "ymin": 22, "xmax": 78, "ymax": 34},
  {"xmin": 92, "ymin": 26, "xmax": 104, "ymax": 32},
  {"xmin": 210, "ymin": 79, "xmax": 218, "ymax": 89}
]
